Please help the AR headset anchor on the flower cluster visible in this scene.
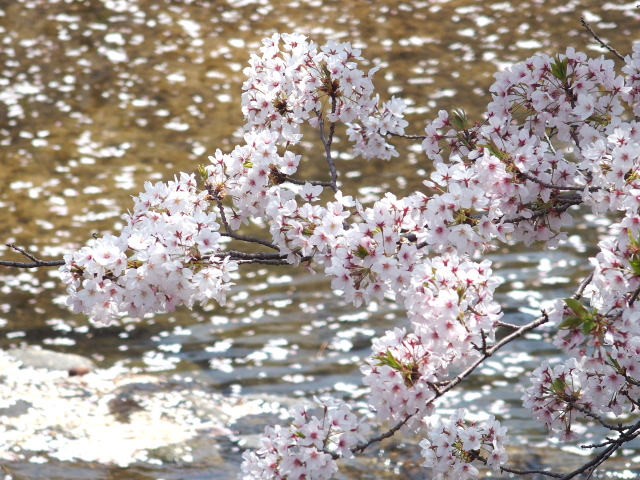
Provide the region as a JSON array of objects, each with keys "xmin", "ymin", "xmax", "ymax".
[
  {"xmin": 521, "ymin": 352, "xmax": 640, "ymax": 439},
  {"xmin": 240, "ymin": 397, "xmax": 370, "ymax": 480},
  {"xmin": 422, "ymin": 47, "xmax": 639, "ymax": 250},
  {"xmin": 60, "ymin": 173, "xmax": 237, "ymax": 323},
  {"xmin": 522, "ymin": 217, "xmax": 640, "ymax": 439},
  {"xmin": 54, "ymin": 31, "xmax": 640, "ymax": 480},
  {"xmin": 242, "ymin": 32, "xmax": 407, "ymax": 159},
  {"xmin": 205, "ymin": 129, "xmax": 302, "ymax": 229},
  {"xmin": 621, "ymin": 42, "xmax": 640, "ymax": 117},
  {"xmin": 361, "ymin": 255, "xmax": 502, "ymax": 425},
  {"xmin": 420, "ymin": 409, "xmax": 508, "ymax": 479}
]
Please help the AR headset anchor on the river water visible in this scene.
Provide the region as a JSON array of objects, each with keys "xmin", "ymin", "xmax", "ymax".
[{"xmin": 1, "ymin": 0, "xmax": 639, "ymax": 478}]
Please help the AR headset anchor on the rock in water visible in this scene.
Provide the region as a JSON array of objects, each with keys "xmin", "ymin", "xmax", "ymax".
[{"xmin": 7, "ymin": 346, "xmax": 96, "ymax": 373}]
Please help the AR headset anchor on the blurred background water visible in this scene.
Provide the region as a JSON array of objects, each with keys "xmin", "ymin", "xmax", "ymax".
[{"xmin": 1, "ymin": 0, "xmax": 640, "ymax": 478}]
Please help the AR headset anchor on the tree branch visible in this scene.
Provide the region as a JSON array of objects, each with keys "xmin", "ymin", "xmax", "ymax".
[
  {"xmin": 350, "ymin": 269, "xmax": 598, "ymax": 461},
  {"xmin": 0, "ymin": 244, "xmax": 65, "ymax": 268},
  {"xmin": 269, "ymin": 166, "xmax": 334, "ymax": 188},
  {"xmin": 387, "ymin": 132, "xmax": 427, "ymax": 140},
  {"xmin": 213, "ymin": 198, "xmax": 281, "ymax": 252},
  {"xmin": 503, "ymin": 195, "xmax": 583, "ymax": 225},
  {"xmin": 559, "ymin": 419, "xmax": 640, "ymax": 479},
  {"xmin": 350, "ymin": 411, "xmax": 416, "ymax": 454},
  {"xmin": 572, "ymin": 272, "xmax": 594, "ymax": 300},
  {"xmin": 316, "ymin": 111, "xmax": 338, "ymax": 192},
  {"xmin": 580, "ymin": 17, "xmax": 625, "ymax": 62},
  {"xmin": 565, "ymin": 400, "xmax": 626, "ymax": 432},
  {"xmin": 501, "ymin": 466, "xmax": 563, "ymax": 478},
  {"xmin": 519, "ymin": 170, "xmax": 598, "ymax": 192}
]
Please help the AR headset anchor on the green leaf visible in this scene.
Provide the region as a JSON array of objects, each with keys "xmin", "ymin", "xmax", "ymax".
[
  {"xmin": 558, "ymin": 315, "xmax": 584, "ymax": 329},
  {"xmin": 564, "ymin": 298, "xmax": 588, "ymax": 317},
  {"xmin": 477, "ymin": 139, "xmax": 507, "ymax": 160},
  {"xmin": 629, "ymin": 256, "xmax": 640, "ymax": 275},
  {"xmin": 197, "ymin": 164, "xmax": 208, "ymax": 182},
  {"xmin": 354, "ymin": 245, "xmax": 370, "ymax": 259},
  {"xmin": 373, "ymin": 350, "xmax": 402, "ymax": 370},
  {"xmin": 451, "ymin": 108, "xmax": 469, "ymax": 130},
  {"xmin": 582, "ymin": 319, "xmax": 596, "ymax": 336},
  {"xmin": 607, "ymin": 356, "xmax": 621, "ymax": 371},
  {"xmin": 550, "ymin": 55, "xmax": 568, "ymax": 82},
  {"xmin": 551, "ymin": 378, "xmax": 566, "ymax": 394}
]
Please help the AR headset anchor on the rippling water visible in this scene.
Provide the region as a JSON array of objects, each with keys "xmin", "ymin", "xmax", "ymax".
[{"xmin": 1, "ymin": 0, "xmax": 640, "ymax": 478}]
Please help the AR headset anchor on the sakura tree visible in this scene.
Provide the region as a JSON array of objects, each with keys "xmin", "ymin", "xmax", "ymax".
[{"xmin": 2, "ymin": 17, "xmax": 640, "ymax": 480}]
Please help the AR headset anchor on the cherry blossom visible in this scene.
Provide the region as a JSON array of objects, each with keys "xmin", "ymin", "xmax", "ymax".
[{"xmin": 42, "ymin": 31, "xmax": 640, "ymax": 480}]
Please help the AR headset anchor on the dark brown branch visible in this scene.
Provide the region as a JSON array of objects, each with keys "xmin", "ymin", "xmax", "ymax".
[
  {"xmin": 581, "ymin": 436, "xmax": 618, "ymax": 450},
  {"xmin": 212, "ymin": 251, "xmax": 285, "ymax": 261},
  {"xmin": 500, "ymin": 397, "xmax": 640, "ymax": 480},
  {"xmin": 580, "ymin": 17, "xmax": 625, "ymax": 62},
  {"xmin": 0, "ymin": 244, "xmax": 65, "ymax": 268},
  {"xmin": 232, "ymin": 258, "xmax": 293, "ymax": 266},
  {"xmin": 559, "ymin": 419, "xmax": 640, "ymax": 479},
  {"xmin": 316, "ymin": 111, "xmax": 338, "ymax": 192},
  {"xmin": 565, "ymin": 400, "xmax": 626, "ymax": 432},
  {"xmin": 0, "ymin": 259, "xmax": 65, "ymax": 268},
  {"xmin": 213, "ymin": 199, "xmax": 280, "ymax": 252},
  {"xmin": 519, "ymin": 171, "xmax": 598, "ymax": 192},
  {"xmin": 350, "ymin": 269, "xmax": 598, "ymax": 459},
  {"xmin": 628, "ymin": 282, "xmax": 640, "ymax": 305},
  {"xmin": 351, "ymin": 412, "xmax": 416, "ymax": 454},
  {"xmin": 503, "ymin": 196, "xmax": 583, "ymax": 224},
  {"xmin": 496, "ymin": 320, "xmax": 521, "ymax": 329},
  {"xmin": 217, "ymin": 231, "xmax": 280, "ymax": 251},
  {"xmin": 572, "ymin": 272, "xmax": 594, "ymax": 300},
  {"xmin": 501, "ymin": 466, "xmax": 563, "ymax": 478},
  {"xmin": 270, "ymin": 169, "xmax": 334, "ymax": 188},
  {"xmin": 387, "ymin": 132, "xmax": 427, "ymax": 140}
]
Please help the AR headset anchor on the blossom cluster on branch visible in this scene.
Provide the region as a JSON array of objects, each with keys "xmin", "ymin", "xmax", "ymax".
[{"xmin": 3, "ymin": 26, "xmax": 638, "ymax": 480}]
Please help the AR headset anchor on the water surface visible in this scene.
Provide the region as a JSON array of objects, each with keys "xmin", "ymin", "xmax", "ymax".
[{"xmin": 1, "ymin": 0, "xmax": 640, "ymax": 478}]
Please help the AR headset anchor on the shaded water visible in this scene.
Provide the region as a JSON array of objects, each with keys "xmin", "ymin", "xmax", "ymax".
[{"xmin": 1, "ymin": 0, "xmax": 640, "ymax": 478}]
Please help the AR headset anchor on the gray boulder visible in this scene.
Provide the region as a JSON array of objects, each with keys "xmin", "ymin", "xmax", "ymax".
[{"xmin": 7, "ymin": 346, "xmax": 96, "ymax": 373}]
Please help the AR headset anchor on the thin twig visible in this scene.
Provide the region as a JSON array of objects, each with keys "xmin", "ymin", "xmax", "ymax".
[
  {"xmin": 387, "ymin": 132, "xmax": 428, "ymax": 140},
  {"xmin": 581, "ymin": 436, "xmax": 617, "ymax": 449},
  {"xmin": 519, "ymin": 170, "xmax": 598, "ymax": 192},
  {"xmin": 572, "ymin": 272, "xmax": 594, "ymax": 300},
  {"xmin": 0, "ymin": 244, "xmax": 66, "ymax": 268},
  {"xmin": 7, "ymin": 243, "xmax": 39, "ymax": 262},
  {"xmin": 564, "ymin": 400, "xmax": 626, "ymax": 432},
  {"xmin": 351, "ymin": 412, "xmax": 416, "ymax": 454},
  {"xmin": 628, "ymin": 282, "xmax": 640, "ymax": 305},
  {"xmin": 496, "ymin": 320, "xmax": 521, "ymax": 329},
  {"xmin": 351, "ymin": 271, "xmax": 596, "ymax": 458},
  {"xmin": 580, "ymin": 17, "xmax": 625, "ymax": 62},
  {"xmin": 545, "ymin": 132, "xmax": 557, "ymax": 154},
  {"xmin": 503, "ymin": 196, "xmax": 583, "ymax": 224},
  {"xmin": 501, "ymin": 466, "xmax": 563, "ymax": 478},
  {"xmin": 558, "ymin": 419, "xmax": 640, "ymax": 479},
  {"xmin": 272, "ymin": 171, "xmax": 334, "ymax": 188},
  {"xmin": 316, "ymin": 111, "xmax": 338, "ymax": 192},
  {"xmin": 212, "ymin": 251, "xmax": 285, "ymax": 261},
  {"xmin": 214, "ymin": 199, "xmax": 280, "ymax": 252},
  {"xmin": 0, "ymin": 259, "xmax": 66, "ymax": 268}
]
